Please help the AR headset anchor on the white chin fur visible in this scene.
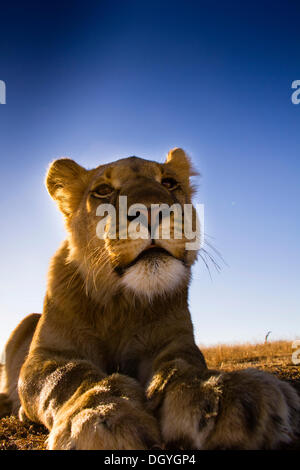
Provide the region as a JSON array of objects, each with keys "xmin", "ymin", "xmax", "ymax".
[{"xmin": 120, "ymin": 256, "xmax": 188, "ymax": 299}]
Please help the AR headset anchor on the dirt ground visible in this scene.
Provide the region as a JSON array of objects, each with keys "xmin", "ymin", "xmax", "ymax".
[{"xmin": 0, "ymin": 340, "xmax": 299, "ymax": 450}]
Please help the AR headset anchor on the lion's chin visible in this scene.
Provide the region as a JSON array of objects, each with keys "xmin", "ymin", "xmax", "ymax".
[{"xmin": 120, "ymin": 254, "xmax": 188, "ymax": 299}]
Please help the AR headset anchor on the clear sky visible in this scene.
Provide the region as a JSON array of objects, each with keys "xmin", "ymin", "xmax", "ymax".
[{"xmin": 0, "ymin": 1, "xmax": 299, "ymax": 350}]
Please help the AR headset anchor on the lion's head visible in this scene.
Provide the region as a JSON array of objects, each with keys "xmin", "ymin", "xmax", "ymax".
[{"xmin": 46, "ymin": 148, "xmax": 200, "ymax": 301}]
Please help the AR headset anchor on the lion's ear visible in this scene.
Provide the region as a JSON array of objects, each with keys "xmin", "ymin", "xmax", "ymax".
[
  {"xmin": 46, "ymin": 158, "xmax": 88, "ymax": 216},
  {"xmin": 165, "ymin": 148, "xmax": 196, "ymax": 180}
]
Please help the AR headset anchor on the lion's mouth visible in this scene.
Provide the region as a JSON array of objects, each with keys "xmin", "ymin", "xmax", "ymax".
[
  {"xmin": 130, "ymin": 246, "xmax": 172, "ymax": 265},
  {"xmin": 114, "ymin": 246, "xmax": 174, "ymax": 276}
]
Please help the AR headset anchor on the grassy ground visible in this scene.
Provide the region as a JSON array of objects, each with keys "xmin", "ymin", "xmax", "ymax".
[
  {"xmin": 0, "ymin": 340, "xmax": 299, "ymax": 450},
  {"xmin": 201, "ymin": 340, "xmax": 300, "ymax": 392}
]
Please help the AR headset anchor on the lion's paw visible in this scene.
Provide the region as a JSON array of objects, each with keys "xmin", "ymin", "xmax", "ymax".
[
  {"xmin": 160, "ymin": 369, "xmax": 300, "ymax": 449},
  {"xmin": 47, "ymin": 399, "xmax": 161, "ymax": 450}
]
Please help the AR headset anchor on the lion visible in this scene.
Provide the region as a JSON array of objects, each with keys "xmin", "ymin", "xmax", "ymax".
[{"xmin": 0, "ymin": 148, "xmax": 299, "ymax": 449}]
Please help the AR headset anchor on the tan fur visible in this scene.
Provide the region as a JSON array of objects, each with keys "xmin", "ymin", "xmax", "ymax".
[
  {"xmin": 0, "ymin": 148, "xmax": 299, "ymax": 449},
  {"xmin": 0, "ymin": 314, "xmax": 40, "ymax": 417}
]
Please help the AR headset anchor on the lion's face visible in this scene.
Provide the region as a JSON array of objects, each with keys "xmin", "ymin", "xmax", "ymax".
[{"xmin": 46, "ymin": 148, "xmax": 199, "ymax": 300}]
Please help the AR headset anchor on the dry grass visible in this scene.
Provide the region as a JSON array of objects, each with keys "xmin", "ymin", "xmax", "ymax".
[
  {"xmin": 201, "ymin": 340, "xmax": 300, "ymax": 395},
  {"xmin": 201, "ymin": 340, "xmax": 295, "ymax": 368},
  {"xmin": 0, "ymin": 340, "xmax": 299, "ymax": 450}
]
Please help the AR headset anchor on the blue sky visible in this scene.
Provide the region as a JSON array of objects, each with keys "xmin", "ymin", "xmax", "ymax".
[{"xmin": 0, "ymin": 1, "xmax": 299, "ymax": 349}]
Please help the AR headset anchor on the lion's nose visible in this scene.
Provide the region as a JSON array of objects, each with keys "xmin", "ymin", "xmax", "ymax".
[{"xmin": 127, "ymin": 207, "xmax": 163, "ymax": 234}]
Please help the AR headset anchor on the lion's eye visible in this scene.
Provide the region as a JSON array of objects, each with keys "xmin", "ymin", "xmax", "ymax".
[
  {"xmin": 91, "ymin": 184, "xmax": 114, "ymax": 198},
  {"xmin": 161, "ymin": 177, "xmax": 178, "ymax": 191}
]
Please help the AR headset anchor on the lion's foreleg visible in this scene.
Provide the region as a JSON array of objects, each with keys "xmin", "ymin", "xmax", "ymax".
[
  {"xmin": 19, "ymin": 350, "xmax": 160, "ymax": 449},
  {"xmin": 0, "ymin": 313, "xmax": 40, "ymax": 417},
  {"xmin": 146, "ymin": 340, "xmax": 300, "ymax": 449}
]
